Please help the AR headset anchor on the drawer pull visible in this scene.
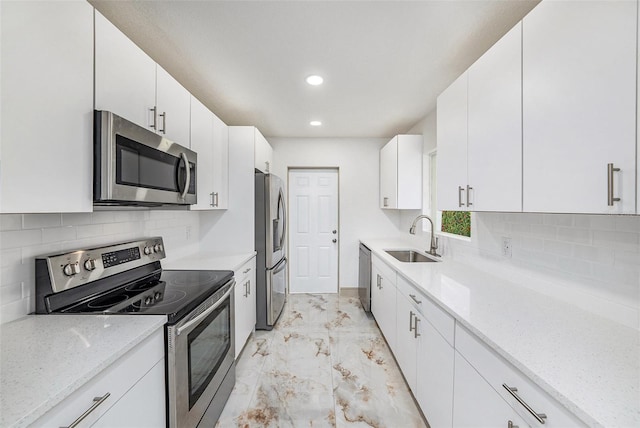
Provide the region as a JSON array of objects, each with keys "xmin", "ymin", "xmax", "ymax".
[
  {"xmin": 62, "ymin": 392, "xmax": 110, "ymax": 428},
  {"xmin": 409, "ymin": 294, "xmax": 422, "ymax": 304},
  {"xmin": 502, "ymin": 384, "xmax": 547, "ymax": 424},
  {"xmin": 508, "ymin": 421, "xmax": 519, "ymax": 428},
  {"xmin": 242, "ymin": 268, "xmax": 251, "ymax": 274}
]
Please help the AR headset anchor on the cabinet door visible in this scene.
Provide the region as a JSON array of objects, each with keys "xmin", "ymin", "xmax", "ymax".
[
  {"xmin": 92, "ymin": 359, "xmax": 166, "ymax": 428},
  {"xmin": 395, "ymin": 293, "xmax": 418, "ymax": 392},
  {"xmin": 380, "ymin": 137, "xmax": 398, "ymax": 208},
  {"xmin": 371, "ymin": 265, "xmax": 396, "ymax": 351},
  {"xmin": 416, "ymin": 318, "xmax": 454, "ymax": 428},
  {"xmin": 234, "ymin": 257, "xmax": 256, "ymax": 358},
  {"xmin": 254, "ymin": 129, "xmax": 273, "ymax": 173},
  {"xmin": 396, "ymin": 135, "xmax": 423, "ymax": 209},
  {"xmin": 522, "ymin": 0, "xmax": 636, "ymax": 214},
  {"xmin": 1, "ymin": 0, "xmax": 93, "ymax": 213},
  {"xmin": 212, "ymin": 114, "xmax": 229, "ymax": 209},
  {"xmin": 156, "ymin": 65, "xmax": 191, "ymax": 147},
  {"xmin": 95, "ymin": 11, "xmax": 156, "ymax": 131},
  {"xmin": 190, "ymin": 96, "xmax": 215, "ymax": 211},
  {"xmin": 436, "ymin": 73, "xmax": 469, "ymax": 211},
  {"xmin": 453, "ymin": 352, "xmax": 527, "ymax": 428},
  {"xmin": 468, "ymin": 23, "xmax": 522, "ymax": 212}
]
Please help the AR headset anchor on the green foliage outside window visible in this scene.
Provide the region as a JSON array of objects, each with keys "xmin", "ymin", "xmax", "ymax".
[{"xmin": 441, "ymin": 211, "xmax": 471, "ymax": 237}]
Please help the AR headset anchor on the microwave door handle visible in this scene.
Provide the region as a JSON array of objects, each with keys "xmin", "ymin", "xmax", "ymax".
[{"xmin": 179, "ymin": 152, "xmax": 190, "ymax": 200}]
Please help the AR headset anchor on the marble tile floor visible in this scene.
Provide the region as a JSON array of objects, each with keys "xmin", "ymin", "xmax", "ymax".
[{"xmin": 216, "ymin": 293, "xmax": 427, "ymax": 428}]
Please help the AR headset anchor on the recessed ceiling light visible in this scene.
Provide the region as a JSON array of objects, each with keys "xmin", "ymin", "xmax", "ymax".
[
  {"xmin": 306, "ymin": 75, "xmax": 324, "ymax": 86},
  {"xmin": 310, "ymin": 121, "xmax": 322, "ymax": 126}
]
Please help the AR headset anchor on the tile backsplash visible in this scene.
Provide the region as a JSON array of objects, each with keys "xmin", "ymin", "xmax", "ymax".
[
  {"xmin": 0, "ymin": 211, "xmax": 200, "ymax": 324},
  {"xmin": 442, "ymin": 213, "xmax": 640, "ymax": 329}
]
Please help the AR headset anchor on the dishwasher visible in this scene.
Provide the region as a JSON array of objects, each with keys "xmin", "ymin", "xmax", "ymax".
[{"xmin": 358, "ymin": 242, "xmax": 372, "ymax": 312}]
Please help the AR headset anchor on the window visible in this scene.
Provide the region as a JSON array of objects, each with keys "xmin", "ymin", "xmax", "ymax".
[{"xmin": 424, "ymin": 150, "xmax": 471, "ymax": 238}]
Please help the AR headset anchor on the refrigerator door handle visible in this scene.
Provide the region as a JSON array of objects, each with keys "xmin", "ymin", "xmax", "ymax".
[{"xmin": 278, "ymin": 188, "xmax": 287, "ymax": 251}]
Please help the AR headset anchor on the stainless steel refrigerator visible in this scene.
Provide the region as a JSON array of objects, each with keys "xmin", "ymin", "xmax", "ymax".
[{"xmin": 255, "ymin": 171, "xmax": 287, "ymax": 330}]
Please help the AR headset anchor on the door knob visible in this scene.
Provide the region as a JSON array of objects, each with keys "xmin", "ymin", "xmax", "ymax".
[
  {"xmin": 332, "ymin": 239, "xmax": 337, "ymax": 243},
  {"xmin": 332, "ymin": 230, "xmax": 337, "ymax": 234}
]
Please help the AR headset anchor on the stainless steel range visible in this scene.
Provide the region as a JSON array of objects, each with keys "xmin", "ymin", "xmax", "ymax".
[{"xmin": 35, "ymin": 237, "xmax": 235, "ymax": 428}]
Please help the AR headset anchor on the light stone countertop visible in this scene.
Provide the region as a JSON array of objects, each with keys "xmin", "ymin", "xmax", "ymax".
[
  {"xmin": 163, "ymin": 251, "xmax": 256, "ymax": 272},
  {"xmin": 361, "ymin": 238, "xmax": 640, "ymax": 428},
  {"xmin": 0, "ymin": 314, "xmax": 167, "ymax": 428}
]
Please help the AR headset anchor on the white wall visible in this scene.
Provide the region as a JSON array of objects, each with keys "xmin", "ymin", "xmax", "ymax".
[
  {"xmin": 0, "ymin": 210, "xmax": 200, "ymax": 324},
  {"xmin": 269, "ymin": 137, "xmax": 403, "ymax": 289}
]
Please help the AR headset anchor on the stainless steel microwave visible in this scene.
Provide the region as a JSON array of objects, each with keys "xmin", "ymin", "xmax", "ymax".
[{"xmin": 94, "ymin": 110, "xmax": 197, "ymax": 207}]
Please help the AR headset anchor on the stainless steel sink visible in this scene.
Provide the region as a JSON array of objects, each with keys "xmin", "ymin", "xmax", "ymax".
[{"xmin": 385, "ymin": 250, "xmax": 440, "ymax": 263}]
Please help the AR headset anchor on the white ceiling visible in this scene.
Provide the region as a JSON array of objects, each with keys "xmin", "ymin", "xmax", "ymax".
[{"xmin": 90, "ymin": 0, "xmax": 539, "ymax": 138}]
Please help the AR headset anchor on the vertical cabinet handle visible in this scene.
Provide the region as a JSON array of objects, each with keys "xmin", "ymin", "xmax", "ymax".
[
  {"xmin": 159, "ymin": 112, "xmax": 167, "ymax": 134},
  {"xmin": 502, "ymin": 384, "xmax": 547, "ymax": 424},
  {"xmin": 607, "ymin": 163, "xmax": 620, "ymax": 206},
  {"xmin": 466, "ymin": 185, "xmax": 473, "ymax": 207},
  {"xmin": 458, "ymin": 186, "xmax": 465, "ymax": 207},
  {"xmin": 210, "ymin": 192, "xmax": 214, "ymax": 207},
  {"xmin": 508, "ymin": 421, "xmax": 519, "ymax": 428},
  {"xmin": 376, "ymin": 274, "xmax": 382, "ymax": 289},
  {"xmin": 213, "ymin": 192, "xmax": 219, "ymax": 207},
  {"xmin": 413, "ymin": 316, "xmax": 421, "ymax": 338},
  {"xmin": 383, "ymin": 197, "xmax": 389, "ymax": 207},
  {"xmin": 62, "ymin": 393, "xmax": 111, "ymax": 428},
  {"xmin": 149, "ymin": 107, "xmax": 157, "ymax": 130},
  {"xmin": 409, "ymin": 311, "xmax": 415, "ymax": 331},
  {"xmin": 265, "ymin": 161, "xmax": 270, "ymax": 172}
]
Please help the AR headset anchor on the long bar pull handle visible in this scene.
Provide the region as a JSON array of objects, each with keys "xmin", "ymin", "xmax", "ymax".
[
  {"xmin": 383, "ymin": 197, "xmax": 389, "ymax": 207},
  {"xmin": 502, "ymin": 384, "xmax": 547, "ymax": 424},
  {"xmin": 213, "ymin": 192, "xmax": 219, "ymax": 207},
  {"xmin": 466, "ymin": 185, "xmax": 473, "ymax": 207},
  {"xmin": 458, "ymin": 186, "xmax": 465, "ymax": 207},
  {"xmin": 210, "ymin": 192, "xmax": 214, "ymax": 207},
  {"xmin": 409, "ymin": 294, "xmax": 422, "ymax": 305},
  {"xmin": 508, "ymin": 421, "xmax": 519, "ymax": 428},
  {"xmin": 62, "ymin": 393, "xmax": 111, "ymax": 428},
  {"xmin": 159, "ymin": 111, "xmax": 167, "ymax": 134},
  {"xmin": 409, "ymin": 311, "xmax": 415, "ymax": 332},
  {"xmin": 607, "ymin": 163, "xmax": 621, "ymax": 206},
  {"xmin": 413, "ymin": 316, "xmax": 421, "ymax": 338},
  {"xmin": 149, "ymin": 107, "xmax": 157, "ymax": 130}
]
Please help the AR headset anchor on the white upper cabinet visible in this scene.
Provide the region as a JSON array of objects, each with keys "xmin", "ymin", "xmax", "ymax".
[
  {"xmin": 254, "ymin": 130, "xmax": 273, "ymax": 173},
  {"xmin": 156, "ymin": 66, "xmax": 191, "ymax": 147},
  {"xmin": 467, "ymin": 23, "xmax": 522, "ymax": 212},
  {"xmin": 95, "ymin": 10, "xmax": 156, "ymax": 132},
  {"xmin": 437, "ymin": 73, "xmax": 469, "ymax": 211},
  {"xmin": 522, "ymin": 0, "xmax": 637, "ymax": 214},
  {"xmin": 380, "ymin": 135, "xmax": 423, "ymax": 209},
  {"xmin": 190, "ymin": 96, "xmax": 228, "ymax": 210},
  {"xmin": 1, "ymin": 0, "xmax": 93, "ymax": 213}
]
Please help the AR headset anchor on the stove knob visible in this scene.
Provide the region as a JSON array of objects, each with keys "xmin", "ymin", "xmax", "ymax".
[
  {"xmin": 63, "ymin": 262, "xmax": 80, "ymax": 276},
  {"xmin": 154, "ymin": 244, "xmax": 161, "ymax": 253},
  {"xmin": 154, "ymin": 292, "xmax": 162, "ymax": 301},
  {"xmin": 84, "ymin": 259, "xmax": 96, "ymax": 271},
  {"xmin": 144, "ymin": 246, "xmax": 152, "ymax": 255},
  {"xmin": 144, "ymin": 296, "xmax": 153, "ymax": 305}
]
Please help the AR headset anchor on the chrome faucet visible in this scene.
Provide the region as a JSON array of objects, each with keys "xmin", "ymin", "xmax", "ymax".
[{"xmin": 409, "ymin": 215, "xmax": 440, "ymax": 257}]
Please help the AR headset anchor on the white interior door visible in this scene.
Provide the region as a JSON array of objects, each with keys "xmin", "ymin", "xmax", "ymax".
[{"xmin": 289, "ymin": 169, "xmax": 339, "ymax": 294}]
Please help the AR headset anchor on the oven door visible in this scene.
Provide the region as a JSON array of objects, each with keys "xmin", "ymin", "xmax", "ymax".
[
  {"xmin": 94, "ymin": 110, "xmax": 197, "ymax": 206},
  {"xmin": 166, "ymin": 281, "xmax": 235, "ymax": 428}
]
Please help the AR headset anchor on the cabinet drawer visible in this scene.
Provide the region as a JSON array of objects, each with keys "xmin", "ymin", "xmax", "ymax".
[
  {"xmin": 455, "ymin": 325, "xmax": 584, "ymax": 427},
  {"xmin": 32, "ymin": 328, "xmax": 164, "ymax": 428},
  {"xmin": 371, "ymin": 255, "xmax": 396, "ymax": 287},
  {"xmin": 234, "ymin": 258, "xmax": 256, "ymax": 285},
  {"xmin": 396, "ymin": 275, "xmax": 454, "ymax": 346}
]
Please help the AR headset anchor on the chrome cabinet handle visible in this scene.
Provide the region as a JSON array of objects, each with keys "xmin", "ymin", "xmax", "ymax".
[
  {"xmin": 409, "ymin": 294, "xmax": 422, "ymax": 304},
  {"xmin": 466, "ymin": 185, "xmax": 473, "ymax": 207},
  {"xmin": 244, "ymin": 281, "xmax": 249, "ymax": 297},
  {"xmin": 409, "ymin": 311, "xmax": 415, "ymax": 331},
  {"xmin": 242, "ymin": 268, "xmax": 251, "ymax": 274},
  {"xmin": 508, "ymin": 421, "xmax": 519, "ymax": 428},
  {"xmin": 149, "ymin": 106, "xmax": 157, "ymax": 130},
  {"xmin": 265, "ymin": 161, "xmax": 270, "ymax": 172},
  {"xmin": 413, "ymin": 316, "xmax": 421, "ymax": 338},
  {"xmin": 213, "ymin": 192, "xmax": 219, "ymax": 207},
  {"xmin": 62, "ymin": 392, "xmax": 111, "ymax": 428},
  {"xmin": 383, "ymin": 197, "xmax": 389, "ymax": 207},
  {"xmin": 376, "ymin": 274, "xmax": 381, "ymax": 289},
  {"xmin": 247, "ymin": 280, "xmax": 251, "ymax": 295},
  {"xmin": 458, "ymin": 186, "xmax": 465, "ymax": 207},
  {"xmin": 159, "ymin": 111, "xmax": 166, "ymax": 134},
  {"xmin": 607, "ymin": 163, "xmax": 621, "ymax": 206},
  {"xmin": 210, "ymin": 192, "xmax": 214, "ymax": 207},
  {"xmin": 502, "ymin": 384, "xmax": 547, "ymax": 424}
]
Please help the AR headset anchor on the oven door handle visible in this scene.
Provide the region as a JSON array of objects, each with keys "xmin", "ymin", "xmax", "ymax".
[{"xmin": 176, "ymin": 282, "xmax": 234, "ymax": 336}]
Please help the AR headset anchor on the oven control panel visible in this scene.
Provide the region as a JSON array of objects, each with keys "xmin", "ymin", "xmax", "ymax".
[{"xmin": 37, "ymin": 237, "xmax": 166, "ymax": 293}]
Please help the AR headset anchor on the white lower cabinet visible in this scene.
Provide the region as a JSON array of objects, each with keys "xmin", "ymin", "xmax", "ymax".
[
  {"xmin": 32, "ymin": 328, "xmax": 165, "ymax": 427},
  {"xmin": 453, "ymin": 351, "xmax": 528, "ymax": 428},
  {"xmin": 395, "ymin": 292, "xmax": 418, "ymax": 392},
  {"xmin": 234, "ymin": 256, "xmax": 257, "ymax": 358},
  {"xmin": 371, "ymin": 256, "xmax": 397, "ymax": 352}
]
